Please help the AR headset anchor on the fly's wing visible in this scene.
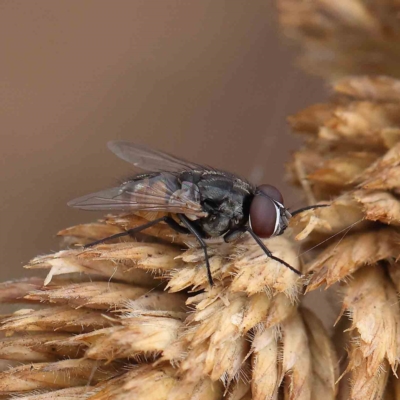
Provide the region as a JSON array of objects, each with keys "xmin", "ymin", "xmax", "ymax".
[
  {"xmin": 107, "ymin": 141, "xmax": 203, "ymax": 173},
  {"xmin": 69, "ymin": 142, "xmax": 207, "ymax": 216},
  {"xmin": 107, "ymin": 141, "xmax": 253, "ymax": 191},
  {"xmin": 68, "ymin": 172, "xmax": 207, "ymax": 217}
]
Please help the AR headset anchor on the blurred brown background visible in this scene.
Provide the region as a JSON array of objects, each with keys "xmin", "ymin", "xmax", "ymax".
[{"xmin": 0, "ymin": 1, "xmax": 325, "ymax": 283}]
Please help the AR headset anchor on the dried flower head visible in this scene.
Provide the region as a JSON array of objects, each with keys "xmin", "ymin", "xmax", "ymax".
[
  {"xmin": 289, "ymin": 75, "xmax": 400, "ymax": 399},
  {"xmin": 277, "ymin": 0, "xmax": 400, "ymax": 79},
  {"xmin": 0, "ymin": 207, "xmax": 337, "ymax": 399}
]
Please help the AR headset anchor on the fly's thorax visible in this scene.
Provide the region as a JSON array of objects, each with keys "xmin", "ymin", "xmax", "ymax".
[
  {"xmin": 198, "ymin": 194, "xmax": 250, "ymax": 237},
  {"xmin": 179, "ymin": 172, "xmax": 252, "ymax": 237},
  {"xmin": 199, "ymin": 213, "xmax": 232, "ymax": 237}
]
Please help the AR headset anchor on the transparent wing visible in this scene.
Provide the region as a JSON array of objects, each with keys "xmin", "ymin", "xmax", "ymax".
[
  {"xmin": 68, "ymin": 173, "xmax": 207, "ymax": 217},
  {"xmin": 107, "ymin": 141, "xmax": 203, "ymax": 173}
]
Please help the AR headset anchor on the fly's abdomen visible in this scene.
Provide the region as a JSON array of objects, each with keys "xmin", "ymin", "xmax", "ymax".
[
  {"xmin": 119, "ymin": 173, "xmax": 207, "ymax": 218},
  {"xmin": 121, "ymin": 174, "xmax": 177, "ymax": 207}
]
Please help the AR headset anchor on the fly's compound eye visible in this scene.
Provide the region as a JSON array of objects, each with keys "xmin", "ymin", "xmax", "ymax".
[
  {"xmin": 249, "ymin": 194, "xmax": 278, "ymax": 238},
  {"xmin": 256, "ymin": 184, "xmax": 284, "ymax": 205}
]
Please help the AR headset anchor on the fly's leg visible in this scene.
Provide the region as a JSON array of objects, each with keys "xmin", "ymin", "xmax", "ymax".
[
  {"xmin": 84, "ymin": 216, "xmax": 190, "ymax": 248},
  {"xmin": 177, "ymin": 214, "xmax": 214, "ymax": 287},
  {"xmin": 223, "ymin": 227, "xmax": 247, "ymax": 243},
  {"xmin": 245, "ymin": 227, "xmax": 303, "ymax": 276}
]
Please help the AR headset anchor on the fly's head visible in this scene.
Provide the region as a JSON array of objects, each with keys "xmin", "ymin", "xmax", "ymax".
[{"xmin": 249, "ymin": 184, "xmax": 292, "ymax": 239}]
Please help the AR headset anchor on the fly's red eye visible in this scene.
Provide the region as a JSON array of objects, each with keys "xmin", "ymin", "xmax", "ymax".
[
  {"xmin": 249, "ymin": 195, "xmax": 277, "ymax": 238},
  {"xmin": 257, "ymin": 184, "xmax": 284, "ymax": 205}
]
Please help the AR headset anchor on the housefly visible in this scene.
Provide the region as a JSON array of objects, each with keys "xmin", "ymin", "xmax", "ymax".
[{"xmin": 68, "ymin": 141, "xmax": 326, "ymax": 286}]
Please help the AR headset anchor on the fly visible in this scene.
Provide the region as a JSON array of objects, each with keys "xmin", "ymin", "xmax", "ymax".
[{"xmin": 68, "ymin": 141, "xmax": 327, "ymax": 286}]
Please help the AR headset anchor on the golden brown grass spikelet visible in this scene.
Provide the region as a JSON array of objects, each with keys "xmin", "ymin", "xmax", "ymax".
[
  {"xmin": 280, "ymin": 312, "xmax": 312, "ymax": 399},
  {"xmin": 66, "ymin": 315, "xmax": 183, "ymax": 362},
  {"xmin": 250, "ymin": 326, "xmax": 279, "ymax": 399},
  {"xmin": 26, "ymin": 248, "xmax": 159, "ymax": 287},
  {"xmin": 338, "ymin": 267, "xmax": 399, "ymax": 399},
  {"xmin": 23, "ymin": 281, "xmax": 186, "ymax": 312},
  {"xmin": 306, "ymin": 228, "xmax": 400, "ymax": 290},
  {"xmin": 90, "ymin": 364, "xmax": 177, "ymax": 400},
  {"xmin": 0, "ymin": 306, "xmax": 114, "ymax": 334},
  {"xmin": 0, "ymin": 332, "xmax": 85, "ymax": 362},
  {"xmin": 301, "ymin": 308, "xmax": 338, "ymax": 399},
  {"xmin": 0, "ymin": 358, "xmax": 119, "ymax": 394},
  {"xmin": 0, "ymin": 277, "xmax": 44, "ymax": 303},
  {"xmin": 12, "ymin": 387, "xmax": 93, "ymax": 400}
]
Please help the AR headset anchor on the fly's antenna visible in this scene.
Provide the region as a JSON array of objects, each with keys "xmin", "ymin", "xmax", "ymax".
[{"xmin": 290, "ymin": 204, "xmax": 329, "ymax": 217}]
